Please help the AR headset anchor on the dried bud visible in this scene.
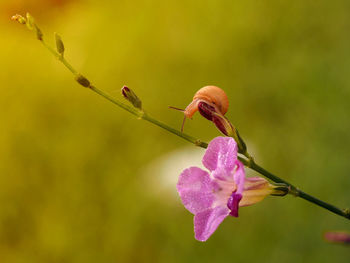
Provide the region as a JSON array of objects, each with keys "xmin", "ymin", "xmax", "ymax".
[
  {"xmin": 121, "ymin": 86, "xmax": 142, "ymax": 109},
  {"xmin": 11, "ymin": 14, "xmax": 26, "ymax": 24},
  {"xmin": 54, "ymin": 33, "xmax": 65, "ymax": 56},
  {"xmin": 75, "ymin": 74, "xmax": 90, "ymax": 87}
]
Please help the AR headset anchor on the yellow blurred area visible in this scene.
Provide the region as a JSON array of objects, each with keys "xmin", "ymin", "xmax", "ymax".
[{"xmin": 1, "ymin": 0, "xmax": 350, "ymax": 262}]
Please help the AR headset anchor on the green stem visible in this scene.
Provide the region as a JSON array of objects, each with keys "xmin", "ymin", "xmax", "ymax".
[
  {"xmin": 39, "ymin": 38, "xmax": 210, "ymax": 149},
  {"xmin": 20, "ymin": 20, "xmax": 350, "ymax": 221},
  {"xmin": 244, "ymin": 159, "xmax": 350, "ymax": 220},
  {"xmin": 89, "ymin": 85, "xmax": 208, "ymax": 148},
  {"xmin": 298, "ymin": 190, "xmax": 350, "ymax": 219},
  {"xmin": 41, "ymin": 41, "xmax": 77, "ymax": 74}
]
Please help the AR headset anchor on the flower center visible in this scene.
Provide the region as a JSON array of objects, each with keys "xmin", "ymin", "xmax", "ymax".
[{"xmin": 213, "ymin": 179, "xmax": 237, "ymax": 206}]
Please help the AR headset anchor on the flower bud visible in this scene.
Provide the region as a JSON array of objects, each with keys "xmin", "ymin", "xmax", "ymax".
[
  {"xmin": 75, "ymin": 74, "xmax": 90, "ymax": 87},
  {"xmin": 197, "ymin": 101, "xmax": 214, "ymax": 121},
  {"xmin": 324, "ymin": 231, "xmax": 350, "ymax": 245},
  {"xmin": 34, "ymin": 24, "xmax": 43, "ymax": 40},
  {"xmin": 26, "ymin": 13, "xmax": 34, "ymax": 30},
  {"xmin": 11, "ymin": 14, "xmax": 26, "ymax": 24},
  {"xmin": 121, "ymin": 86, "xmax": 142, "ymax": 109},
  {"xmin": 212, "ymin": 115, "xmax": 234, "ymax": 137},
  {"xmin": 198, "ymin": 101, "xmax": 233, "ymax": 135},
  {"xmin": 20, "ymin": 13, "xmax": 43, "ymax": 40},
  {"xmin": 54, "ymin": 32, "xmax": 65, "ymax": 56},
  {"xmin": 198, "ymin": 101, "xmax": 247, "ymax": 153}
]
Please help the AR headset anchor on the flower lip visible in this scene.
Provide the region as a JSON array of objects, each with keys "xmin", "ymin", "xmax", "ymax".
[{"xmin": 227, "ymin": 193, "xmax": 242, "ymax": 217}]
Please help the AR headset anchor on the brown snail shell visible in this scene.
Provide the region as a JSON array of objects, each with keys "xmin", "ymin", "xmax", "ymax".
[{"xmin": 184, "ymin": 86, "xmax": 229, "ymax": 119}]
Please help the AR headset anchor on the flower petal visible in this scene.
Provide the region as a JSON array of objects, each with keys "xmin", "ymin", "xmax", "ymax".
[
  {"xmin": 233, "ymin": 160, "xmax": 245, "ymax": 194},
  {"xmin": 194, "ymin": 206, "xmax": 230, "ymax": 241},
  {"xmin": 202, "ymin": 137, "xmax": 238, "ymax": 178},
  {"xmin": 177, "ymin": 167, "xmax": 218, "ymax": 214},
  {"xmin": 227, "ymin": 193, "xmax": 242, "ymax": 217},
  {"xmin": 239, "ymin": 177, "xmax": 274, "ymax": 207}
]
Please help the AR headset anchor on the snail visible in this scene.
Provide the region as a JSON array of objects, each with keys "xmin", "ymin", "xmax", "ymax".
[{"xmin": 170, "ymin": 85, "xmax": 229, "ymax": 132}]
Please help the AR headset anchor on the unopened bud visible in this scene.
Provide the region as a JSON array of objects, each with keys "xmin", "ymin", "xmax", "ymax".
[
  {"xmin": 34, "ymin": 24, "xmax": 43, "ymax": 40},
  {"xmin": 54, "ymin": 33, "xmax": 65, "ymax": 56},
  {"xmin": 197, "ymin": 101, "xmax": 235, "ymax": 135},
  {"xmin": 212, "ymin": 115, "xmax": 234, "ymax": 137},
  {"xmin": 75, "ymin": 74, "xmax": 90, "ymax": 87},
  {"xmin": 11, "ymin": 14, "xmax": 26, "ymax": 24},
  {"xmin": 26, "ymin": 13, "xmax": 34, "ymax": 30},
  {"xmin": 324, "ymin": 231, "xmax": 350, "ymax": 245},
  {"xmin": 121, "ymin": 86, "xmax": 142, "ymax": 109},
  {"xmin": 198, "ymin": 101, "xmax": 247, "ymax": 153},
  {"xmin": 197, "ymin": 101, "xmax": 215, "ymax": 121}
]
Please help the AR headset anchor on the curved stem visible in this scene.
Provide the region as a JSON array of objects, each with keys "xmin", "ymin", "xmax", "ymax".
[{"xmin": 15, "ymin": 17, "xmax": 350, "ymax": 221}]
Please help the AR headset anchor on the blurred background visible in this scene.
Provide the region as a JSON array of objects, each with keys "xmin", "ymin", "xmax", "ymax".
[{"xmin": 1, "ymin": 0, "xmax": 350, "ymax": 262}]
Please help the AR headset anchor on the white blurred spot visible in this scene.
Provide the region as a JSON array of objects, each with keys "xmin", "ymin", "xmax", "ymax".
[{"xmin": 142, "ymin": 146, "xmax": 205, "ymax": 200}]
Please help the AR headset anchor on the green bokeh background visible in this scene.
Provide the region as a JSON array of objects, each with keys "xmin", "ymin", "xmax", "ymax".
[{"xmin": 1, "ymin": 0, "xmax": 350, "ymax": 262}]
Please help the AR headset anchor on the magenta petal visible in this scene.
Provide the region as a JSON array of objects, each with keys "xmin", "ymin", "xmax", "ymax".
[
  {"xmin": 202, "ymin": 137, "xmax": 238, "ymax": 175},
  {"xmin": 177, "ymin": 167, "xmax": 218, "ymax": 214},
  {"xmin": 226, "ymin": 160, "xmax": 245, "ymax": 217},
  {"xmin": 198, "ymin": 101, "xmax": 215, "ymax": 120},
  {"xmin": 194, "ymin": 206, "xmax": 230, "ymax": 242},
  {"xmin": 227, "ymin": 193, "xmax": 242, "ymax": 217},
  {"xmin": 233, "ymin": 160, "xmax": 245, "ymax": 195}
]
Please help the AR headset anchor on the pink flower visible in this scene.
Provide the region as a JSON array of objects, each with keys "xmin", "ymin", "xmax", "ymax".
[
  {"xmin": 177, "ymin": 137, "xmax": 280, "ymax": 241},
  {"xmin": 324, "ymin": 231, "xmax": 350, "ymax": 245}
]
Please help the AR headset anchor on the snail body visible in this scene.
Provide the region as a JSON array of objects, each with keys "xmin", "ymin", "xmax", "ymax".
[
  {"xmin": 170, "ymin": 85, "xmax": 229, "ymax": 132},
  {"xmin": 184, "ymin": 85, "xmax": 229, "ymax": 119}
]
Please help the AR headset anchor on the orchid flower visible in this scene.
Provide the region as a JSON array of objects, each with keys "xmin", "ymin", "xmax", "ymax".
[{"xmin": 177, "ymin": 137, "xmax": 285, "ymax": 241}]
